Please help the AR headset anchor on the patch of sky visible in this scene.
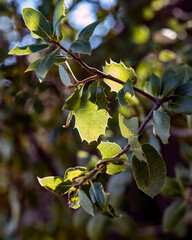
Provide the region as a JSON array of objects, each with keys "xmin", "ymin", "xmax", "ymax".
[{"xmin": 98, "ymin": 0, "xmax": 117, "ymax": 11}]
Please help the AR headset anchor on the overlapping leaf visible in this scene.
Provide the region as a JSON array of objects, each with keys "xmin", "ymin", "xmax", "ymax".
[
  {"xmin": 74, "ymin": 82, "xmax": 110, "ymax": 143},
  {"xmin": 8, "ymin": 44, "xmax": 49, "ymax": 55},
  {"xmin": 78, "ymin": 190, "xmax": 94, "ymax": 216},
  {"xmin": 118, "ymin": 114, "xmax": 138, "ymax": 139},
  {"xmin": 53, "ymin": 0, "xmax": 65, "ymax": 36},
  {"xmin": 103, "ymin": 60, "xmax": 137, "ymax": 92},
  {"xmin": 117, "ymin": 79, "xmax": 134, "ymax": 106}
]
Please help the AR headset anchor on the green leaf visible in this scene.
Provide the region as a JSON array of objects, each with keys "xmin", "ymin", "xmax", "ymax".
[
  {"xmin": 37, "ymin": 176, "xmax": 73, "ymax": 194},
  {"xmin": 176, "ymin": 65, "xmax": 192, "ymax": 83},
  {"xmin": 168, "ymin": 96, "xmax": 192, "ymax": 115},
  {"xmin": 59, "ymin": 65, "xmax": 71, "ymax": 86},
  {"xmin": 97, "ymin": 142, "xmax": 128, "ymax": 175},
  {"xmin": 68, "ymin": 189, "xmax": 80, "ymax": 209},
  {"xmin": 103, "ymin": 60, "xmax": 137, "ymax": 92},
  {"xmin": 161, "ymin": 74, "xmax": 179, "ymax": 97},
  {"xmin": 78, "ymin": 190, "xmax": 94, "ymax": 216},
  {"xmin": 25, "ymin": 59, "xmax": 41, "ymax": 72},
  {"xmin": 36, "ymin": 49, "xmax": 58, "ymax": 81},
  {"xmin": 22, "ymin": 8, "xmax": 52, "ymax": 40},
  {"xmin": 53, "ymin": 0, "xmax": 65, "ymax": 36},
  {"xmin": 78, "ymin": 19, "xmax": 104, "ymax": 40},
  {"xmin": 63, "ymin": 86, "xmax": 83, "ymax": 111},
  {"xmin": 163, "ymin": 200, "xmax": 187, "ymax": 231},
  {"xmin": 129, "ymin": 136, "xmax": 146, "ymax": 162},
  {"xmin": 64, "ymin": 167, "xmax": 87, "ymax": 181},
  {"xmin": 8, "ymin": 44, "xmax": 49, "ymax": 55},
  {"xmin": 74, "ymin": 82, "xmax": 110, "ymax": 143},
  {"xmin": 161, "ymin": 177, "xmax": 183, "ymax": 198},
  {"xmin": 118, "ymin": 114, "xmax": 138, "ymax": 139},
  {"xmin": 54, "ymin": 55, "xmax": 68, "ymax": 65},
  {"xmin": 132, "ymin": 144, "xmax": 167, "ymax": 198},
  {"xmin": 89, "ymin": 182, "xmax": 117, "ymax": 218},
  {"xmin": 152, "ymin": 110, "xmax": 170, "ymax": 144},
  {"xmin": 174, "ymin": 82, "xmax": 192, "ymax": 98},
  {"xmin": 117, "ymin": 79, "xmax": 134, "ymax": 106},
  {"xmin": 161, "ymin": 68, "xmax": 176, "ymax": 83},
  {"xmin": 148, "ymin": 73, "xmax": 162, "ymax": 97},
  {"xmin": 96, "ymin": 157, "xmax": 127, "ymax": 168},
  {"xmin": 69, "ymin": 39, "xmax": 91, "ymax": 55}
]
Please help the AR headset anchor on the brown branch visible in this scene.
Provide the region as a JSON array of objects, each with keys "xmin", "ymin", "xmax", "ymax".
[{"xmin": 67, "ymin": 75, "xmax": 98, "ymax": 88}]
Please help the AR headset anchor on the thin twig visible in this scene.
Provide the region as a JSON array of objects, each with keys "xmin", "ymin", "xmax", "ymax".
[{"xmin": 67, "ymin": 75, "xmax": 98, "ymax": 88}]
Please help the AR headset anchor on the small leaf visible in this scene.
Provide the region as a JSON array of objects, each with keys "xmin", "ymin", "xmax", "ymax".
[
  {"xmin": 152, "ymin": 110, "xmax": 170, "ymax": 144},
  {"xmin": 117, "ymin": 79, "xmax": 134, "ymax": 106},
  {"xmin": 174, "ymin": 82, "xmax": 192, "ymax": 98},
  {"xmin": 54, "ymin": 55, "xmax": 68, "ymax": 65},
  {"xmin": 163, "ymin": 200, "xmax": 187, "ymax": 231},
  {"xmin": 22, "ymin": 8, "xmax": 52, "ymax": 39},
  {"xmin": 168, "ymin": 96, "xmax": 192, "ymax": 115},
  {"xmin": 36, "ymin": 49, "xmax": 58, "ymax": 81},
  {"xmin": 132, "ymin": 144, "xmax": 167, "ymax": 198},
  {"xmin": 69, "ymin": 39, "xmax": 91, "ymax": 55},
  {"xmin": 8, "ymin": 44, "xmax": 49, "ymax": 55},
  {"xmin": 89, "ymin": 182, "xmax": 117, "ymax": 218},
  {"xmin": 148, "ymin": 73, "xmax": 162, "ymax": 97},
  {"xmin": 53, "ymin": 0, "xmax": 65, "ymax": 36},
  {"xmin": 103, "ymin": 60, "xmax": 137, "ymax": 92},
  {"xmin": 68, "ymin": 189, "xmax": 80, "ymax": 209},
  {"xmin": 78, "ymin": 190, "xmax": 94, "ymax": 216},
  {"xmin": 37, "ymin": 176, "xmax": 73, "ymax": 194},
  {"xmin": 78, "ymin": 19, "xmax": 104, "ymax": 40},
  {"xmin": 59, "ymin": 65, "xmax": 71, "ymax": 86},
  {"xmin": 25, "ymin": 59, "xmax": 41, "ymax": 72},
  {"xmin": 129, "ymin": 136, "xmax": 146, "ymax": 162},
  {"xmin": 64, "ymin": 166, "xmax": 87, "ymax": 181},
  {"xmin": 97, "ymin": 142, "xmax": 128, "ymax": 175},
  {"xmin": 161, "ymin": 177, "xmax": 183, "ymax": 198},
  {"xmin": 118, "ymin": 114, "xmax": 138, "ymax": 139},
  {"xmin": 161, "ymin": 74, "xmax": 179, "ymax": 97},
  {"xmin": 63, "ymin": 111, "xmax": 73, "ymax": 128},
  {"xmin": 63, "ymin": 86, "xmax": 83, "ymax": 111},
  {"xmin": 74, "ymin": 82, "xmax": 110, "ymax": 143}
]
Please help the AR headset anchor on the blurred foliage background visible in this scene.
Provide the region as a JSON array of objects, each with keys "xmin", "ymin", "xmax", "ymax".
[{"xmin": 1, "ymin": 0, "xmax": 192, "ymax": 239}]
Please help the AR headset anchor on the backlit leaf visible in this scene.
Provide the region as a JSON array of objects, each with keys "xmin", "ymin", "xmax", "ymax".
[
  {"xmin": 53, "ymin": 0, "xmax": 65, "ymax": 36},
  {"xmin": 37, "ymin": 176, "xmax": 73, "ymax": 194},
  {"xmin": 118, "ymin": 114, "xmax": 138, "ymax": 139},
  {"xmin": 152, "ymin": 110, "xmax": 170, "ymax": 144},
  {"xmin": 132, "ymin": 144, "xmax": 167, "ymax": 198},
  {"xmin": 22, "ymin": 8, "xmax": 52, "ymax": 39},
  {"xmin": 63, "ymin": 86, "xmax": 83, "ymax": 111},
  {"xmin": 103, "ymin": 60, "xmax": 137, "ymax": 92},
  {"xmin": 68, "ymin": 189, "xmax": 80, "ymax": 209},
  {"xmin": 97, "ymin": 142, "xmax": 128, "ymax": 175},
  {"xmin": 74, "ymin": 82, "xmax": 110, "ymax": 143},
  {"xmin": 64, "ymin": 167, "xmax": 87, "ymax": 181},
  {"xmin": 78, "ymin": 190, "xmax": 94, "ymax": 216},
  {"xmin": 25, "ymin": 59, "xmax": 41, "ymax": 72},
  {"xmin": 8, "ymin": 44, "xmax": 49, "ymax": 55}
]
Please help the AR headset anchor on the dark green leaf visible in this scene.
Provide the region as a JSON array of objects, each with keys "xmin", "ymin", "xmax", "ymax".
[
  {"xmin": 163, "ymin": 200, "xmax": 187, "ymax": 231},
  {"xmin": 132, "ymin": 144, "xmax": 167, "ymax": 198},
  {"xmin": 64, "ymin": 166, "xmax": 86, "ymax": 181},
  {"xmin": 148, "ymin": 73, "xmax": 162, "ymax": 97},
  {"xmin": 37, "ymin": 176, "xmax": 73, "ymax": 194},
  {"xmin": 152, "ymin": 110, "xmax": 170, "ymax": 144},
  {"xmin": 63, "ymin": 86, "xmax": 83, "ymax": 111},
  {"xmin": 117, "ymin": 79, "xmax": 134, "ymax": 106},
  {"xmin": 54, "ymin": 55, "xmax": 68, "ymax": 65},
  {"xmin": 168, "ymin": 96, "xmax": 192, "ymax": 115},
  {"xmin": 129, "ymin": 136, "xmax": 146, "ymax": 162},
  {"xmin": 74, "ymin": 82, "xmax": 110, "ymax": 143},
  {"xmin": 22, "ymin": 8, "xmax": 52, "ymax": 39},
  {"xmin": 161, "ymin": 177, "xmax": 183, "ymax": 198},
  {"xmin": 118, "ymin": 114, "xmax": 138, "ymax": 139},
  {"xmin": 8, "ymin": 44, "xmax": 49, "ymax": 55},
  {"xmin": 59, "ymin": 65, "xmax": 71, "ymax": 86},
  {"xmin": 78, "ymin": 19, "xmax": 104, "ymax": 40},
  {"xmin": 36, "ymin": 49, "xmax": 58, "ymax": 81},
  {"xmin": 174, "ymin": 83, "xmax": 192, "ymax": 97},
  {"xmin": 161, "ymin": 74, "xmax": 179, "ymax": 97},
  {"xmin": 25, "ymin": 59, "xmax": 41, "ymax": 72},
  {"xmin": 89, "ymin": 182, "xmax": 117, "ymax": 218},
  {"xmin": 53, "ymin": 0, "xmax": 65, "ymax": 36},
  {"xmin": 97, "ymin": 142, "xmax": 128, "ymax": 175},
  {"xmin": 78, "ymin": 190, "xmax": 94, "ymax": 216},
  {"xmin": 162, "ymin": 68, "xmax": 176, "ymax": 83},
  {"xmin": 176, "ymin": 65, "xmax": 192, "ymax": 83},
  {"xmin": 69, "ymin": 39, "xmax": 91, "ymax": 55}
]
